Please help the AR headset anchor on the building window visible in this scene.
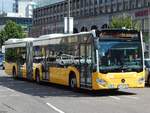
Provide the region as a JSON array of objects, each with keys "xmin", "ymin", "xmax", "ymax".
[
  {"xmin": 144, "ymin": 19, "xmax": 149, "ymax": 30},
  {"xmin": 118, "ymin": 2, "xmax": 123, "ymax": 11},
  {"xmin": 80, "ymin": 0, "xmax": 84, "ymax": 7},
  {"xmin": 94, "ymin": 0, "xmax": 98, "ymax": 5},
  {"xmin": 130, "ymin": 0, "xmax": 136, "ymax": 9},
  {"xmin": 105, "ymin": 0, "xmax": 111, "ymax": 3},
  {"xmin": 85, "ymin": 0, "xmax": 89, "ymax": 7},
  {"xmin": 112, "ymin": 4, "xmax": 117, "ymax": 12},
  {"xmin": 105, "ymin": 5, "xmax": 111, "ymax": 13},
  {"xmin": 137, "ymin": 0, "xmax": 142, "ymax": 8},
  {"xmin": 76, "ymin": 0, "xmax": 80, "ymax": 9},
  {"xmin": 94, "ymin": 7, "xmax": 99, "ymax": 15},
  {"xmin": 124, "ymin": 1, "xmax": 129, "ymax": 10},
  {"xmin": 99, "ymin": 0, "xmax": 102, "ymax": 4},
  {"xmin": 89, "ymin": 0, "xmax": 94, "ymax": 6}
]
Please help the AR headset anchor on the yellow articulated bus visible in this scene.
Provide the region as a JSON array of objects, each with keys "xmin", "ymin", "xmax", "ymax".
[{"xmin": 4, "ymin": 29, "xmax": 145, "ymax": 90}]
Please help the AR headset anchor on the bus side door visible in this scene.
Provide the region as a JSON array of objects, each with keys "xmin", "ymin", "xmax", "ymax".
[
  {"xmin": 26, "ymin": 42, "xmax": 33, "ymax": 80},
  {"xmin": 79, "ymin": 43, "xmax": 92, "ymax": 89},
  {"xmin": 17, "ymin": 47, "xmax": 26, "ymax": 78}
]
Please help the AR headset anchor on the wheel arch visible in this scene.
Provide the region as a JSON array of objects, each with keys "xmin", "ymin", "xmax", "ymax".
[
  {"xmin": 147, "ymin": 74, "xmax": 150, "ymax": 85},
  {"xmin": 35, "ymin": 68, "xmax": 40, "ymax": 77},
  {"xmin": 68, "ymin": 67, "xmax": 80, "ymax": 88},
  {"xmin": 12, "ymin": 65, "xmax": 17, "ymax": 75}
]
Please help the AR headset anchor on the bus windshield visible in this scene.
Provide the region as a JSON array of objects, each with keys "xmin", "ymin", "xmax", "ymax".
[{"xmin": 98, "ymin": 37, "xmax": 143, "ymax": 73}]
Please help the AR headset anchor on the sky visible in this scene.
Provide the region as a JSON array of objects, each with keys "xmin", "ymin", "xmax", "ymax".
[{"xmin": 0, "ymin": 0, "xmax": 14, "ymax": 13}]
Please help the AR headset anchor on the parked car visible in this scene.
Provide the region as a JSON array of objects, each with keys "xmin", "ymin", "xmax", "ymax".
[
  {"xmin": 145, "ymin": 59, "xmax": 150, "ymax": 84},
  {"xmin": 0, "ymin": 54, "xmax": 4, "ymax": 69}
]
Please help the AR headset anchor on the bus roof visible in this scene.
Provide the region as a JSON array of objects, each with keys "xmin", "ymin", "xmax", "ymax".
[
  {"xmin": 5, "ymin": 38, "xmax": 35, "ymax": 48},
  {"xmin": 31, "ymin": 31, "xmax": 96, "ymax": 46},
  {"xmin": 5, "ymin": 38, "xmax": 35, "ymax": 45},
  {"xmin": 4, "ymin": 31, "xmax": 95, "ymax": 48},
  {"xmin": 34, "ymin": 30, "xmax": 96, "ymax": 42},
  {"xmin": 5, "ymin": 30, "xmax": 96, "ymax": 45}
]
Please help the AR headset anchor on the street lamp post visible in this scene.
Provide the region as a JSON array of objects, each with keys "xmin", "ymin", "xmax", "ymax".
[
  {"xmin": 67, "ymin": 0, "xmax": 70, "ymax": 33},
  {"xmin": 149, "ymin": 13, "xmax": 150, "ymax": 57},
  {"xmin": 68, "ymin": 0, "xmax": 70, "ymax": 17},
  {"xmin": 64, "ymin": 0, "xmax": 73, "ymax": 34}
]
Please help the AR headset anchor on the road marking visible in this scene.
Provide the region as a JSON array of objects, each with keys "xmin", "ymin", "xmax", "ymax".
[
  {"xmin": 46, "ymin": 103, "xmax": 65, "ymax": 113},
  {"xmin": 124, "ymin": 96, "xmax": 139, "ymax": 100},
  {"xmin": 109, "ymin": 96, "xmax": 121, "ymax": 100},
  {"xmin": 2, "ymin": 103, "xmax": 16, "ymax": 111}
]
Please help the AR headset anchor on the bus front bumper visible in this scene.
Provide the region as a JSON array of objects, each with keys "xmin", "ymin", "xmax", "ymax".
[{"xmin": 92, "ymin": 72, "xmax": 145, "ymax": 90}]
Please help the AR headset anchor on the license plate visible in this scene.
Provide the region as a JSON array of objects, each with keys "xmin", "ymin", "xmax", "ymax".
[{"xmin": 118, "ymin": 84, "xmax": 128, "ymax": 89}]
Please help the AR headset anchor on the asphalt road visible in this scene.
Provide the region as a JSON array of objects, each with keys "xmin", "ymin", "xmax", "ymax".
[{"xmin": 0, "ymin": 70, "xmax": 150, "ymax": 113}]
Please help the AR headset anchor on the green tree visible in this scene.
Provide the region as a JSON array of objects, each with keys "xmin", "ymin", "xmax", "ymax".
[
  {"xmin": 0, "ymin": 30, "xmax": 6, "ymax": 46},
  {"xmin": 0, "ymin": 20, "xmax": 26, "ymax": 46},
  {"xmin": 109, "ymin": 16, "xmax": 141, "ymax": 30}
]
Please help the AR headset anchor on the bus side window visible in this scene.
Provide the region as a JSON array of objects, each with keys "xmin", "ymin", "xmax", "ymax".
[{"xmin": 48, "ymin": 50, "xmax": 56, "ymax": 62}]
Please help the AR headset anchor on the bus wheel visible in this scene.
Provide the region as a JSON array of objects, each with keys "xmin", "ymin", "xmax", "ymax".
[
  {"xmin": 36, "ymin": 70, "xmax": 40, "ymax": 84},
  {"xmin": 148, "ymin": 76, "xmax": 150, "ymax": 85},
  {"xmin": 12, "ymin": 68, "xmax": 17, "ymax": 78},
  {"xmin": 69, "ymin": 75, "xmax": 77, "ymax": 89}
]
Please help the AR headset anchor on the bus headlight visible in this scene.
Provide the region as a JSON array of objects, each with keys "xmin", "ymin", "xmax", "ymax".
[
  {"xmin": 138, "ymin": 77, "xmax": 145, "ymax": 84},
  {"xmin": 96, "ymin": 79, "xmax": 107, "ymax": 86}
]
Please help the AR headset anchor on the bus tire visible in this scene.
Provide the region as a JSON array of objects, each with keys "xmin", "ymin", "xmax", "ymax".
[
  {"xmin": 12, "ymin": 67, "xmax": 17, "ymax": 79},
  {"xmin": 35, "ymin": 69, "xmax": 40, "ymax": 84},
  {"xmin": 148, "ymin": 76, "xmax": 150, "ymax": 85},
  {"xmin": 69, "ymin": 73, "xmax": 77, "ymax": 90}
]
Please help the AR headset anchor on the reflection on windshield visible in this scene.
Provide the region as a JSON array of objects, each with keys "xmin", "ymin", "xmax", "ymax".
[
  {"xmin": 145, "ymin": 60, "xmax": 150, "ymax": 68},
  {"xmin": 98, "ymin": 41, "xmax": 142, "ymax": 73},
  {"xmin": 0, "ymin": 54, "xmax": 4, "ymax": 62}
]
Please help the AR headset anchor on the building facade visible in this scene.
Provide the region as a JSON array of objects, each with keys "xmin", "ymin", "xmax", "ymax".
[
  {"xmin": 30, "ymin": 0, "xmax": 150, "ymax": 38},
  {"xmin": 0, "ymin": 0, "xmax": 36, "ymax": 18},
  {"xmin": 13, "ymin": 0, "xmax": 19, "ymax": 13},
  {"xmin": 36, "ymin": 0, "xmax": 64, "ymax": 8},
  {"xmin": 18, "ymin": 0, "xmax": 36, "ymax": 18}
]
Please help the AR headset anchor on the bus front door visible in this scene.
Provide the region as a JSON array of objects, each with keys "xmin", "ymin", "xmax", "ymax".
[{"xmin": 79, "ymin": 43, "xmax": 92, "ymax": 89}]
